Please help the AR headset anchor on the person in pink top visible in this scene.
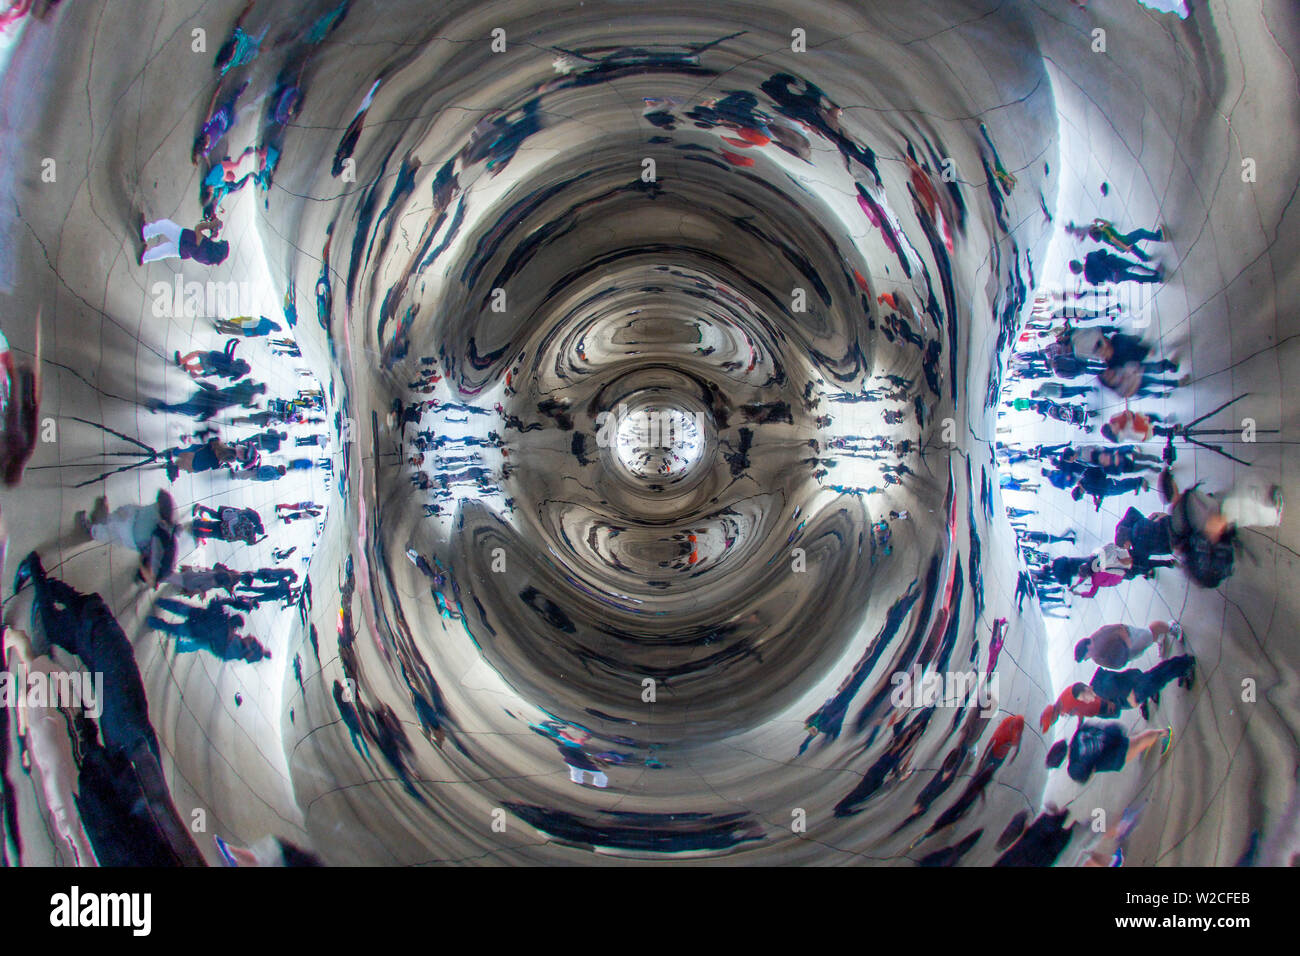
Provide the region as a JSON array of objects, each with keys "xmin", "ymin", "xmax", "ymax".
[{"xmin": 1070, "ymin": 565, "xmax": 1126, "ymax": 598}]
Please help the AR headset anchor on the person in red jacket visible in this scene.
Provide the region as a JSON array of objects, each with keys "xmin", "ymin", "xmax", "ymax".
[
  {"xmin": 986, "ymin": 714, "xmax": 1026, "ymax": 766},
  {"xmin": 1040, "ymin": 682, "xmax": 1119, "ymax": 732}
]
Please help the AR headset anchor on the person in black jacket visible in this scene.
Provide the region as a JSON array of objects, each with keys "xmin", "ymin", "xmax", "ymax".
[
  {"xmin": 71, "ymin": 717, "xmax": 179, "ymax": 867},
  {"xmin": 174, "ymin": 339, "xmax": 250, "ymax": 380},
  {"xmin": 994, "ymin": 808, "xmax": 1075, "ymax": 867},
  {"xmin": 146, "ymin": 598, "xmax": 268, "ymax": 663},
  {"xmin": 1072, "ymin": 466, "xmax": 1149, "ymax": 510},
  {"xmin": 1046, "ymin": 721, "xmax": 1171, "ymax": 784},
  {"xmin": 1069, "ymin": 250, "xmax": 1162, "ymax": 285},
  {"xmin": 1114, "ymin": 506, "xmax": 1175, "ymax": 563},
  {"xmin": 14, "ymin": 552, "xmax": 159, "ymax": 761},
  {"xmin": 146, "ymin": 380, "xmax": 266, "ymax": 421}
]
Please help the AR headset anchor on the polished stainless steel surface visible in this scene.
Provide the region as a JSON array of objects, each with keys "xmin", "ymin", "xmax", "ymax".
[{"xmin": 0, "ymin": 0, "xmax": 1296, "ymax": 866}]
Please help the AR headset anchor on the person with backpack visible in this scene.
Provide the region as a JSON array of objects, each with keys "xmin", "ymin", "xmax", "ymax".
[
  {"xmin": 190, "ymin": 503, "xmax": 264, "ymax": 545},
  {"xmin": 1100, "ymin": 408, "xmax": 1173, "ymax": 443},
  {"xmin": 1046, "ymin": 721, "xmax": 1171, "ymax": 784},
  {"xmin": 174, "ymin": 338, "xmax": 250, "ymax": 381},
  {"xmin": 240, "ymin": 429, "xmax": 288, "ymax": 454},
  {"xmin": 1066, "ymin": 218, "xmax": 1164, "ymax": 259},
  {"xmin": 1114, "ymin": 506, "xmax": 1175, "ymax": 564},
  {"xmin": 1069, "ymin": 250, "xmax": 1163, "ymax": 286},
  {"xmin": 1071, "ymin": 465, "xmax": 1150, "ymax": 510},
  {"xmin": 1159, "ymin": 470, "xmax": 1283, "ymax": 587},
  {"xmin": 165, "ymin": 435, "xmax": 236, "ymax": 480},
  {"xmin": 1033, "ymin": 554, "xmax": 1093, "ymax": 588},
  {"xmin": 1012, "ymin": 397, "xmax": 1094, "ymax": 428},
  {"xmin": 139, "ymin": 214, "xmax": 230, "ymax": 266}
]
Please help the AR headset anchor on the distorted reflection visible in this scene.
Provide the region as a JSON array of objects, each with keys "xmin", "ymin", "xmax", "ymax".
[{"xmin": 0, "ymin": 0, "xmax": 1295, "ymax": 868}]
